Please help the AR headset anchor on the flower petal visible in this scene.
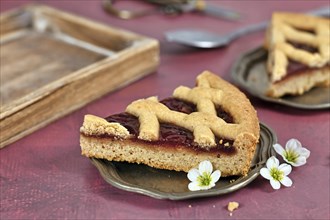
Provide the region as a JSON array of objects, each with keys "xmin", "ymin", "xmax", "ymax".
[
  {"xmin": 273, "ymin": 144, "xmax": 285, "ymax": 157},
  {"xmin": 278, "ymin": 163, "xmax": 292, "ymax": 175},
  {"xmin": 187, "ymin": 168, "xmax": 200, "ymax": 182},
  {"xmin": 286, "ymin": 139, "xmax": 301, "ymax": 151},
  {"xmin": 280, "ymin": 176, "xmax": 293, "ymax": 187},
  {"xmin": 210, "ymin": 170, "xmax": 221, "ymax": 183},
  {"xmin": 266, "ymin": 156, "xmax": 279, "ymax": 169},
  {"xmin": 282, "ymin": 157, "xmax": 291, "ymax": 165},
  {"xmin": 200, "ymin": 182, "xmax": 215, "ymax": 190},
  {"xmin": 188, "ymin": 181, "xmax": 201, "ymax": 191},
  {"xmin": 199, "ymin": 160, "xmax": 213, "ymax": 174},
  {"xmin": 300, "ymin": 148, "xmax": 310, "ymax": 159},
  {"xmin": 292, "ymin": 156, "xmax": 306, "ymax": 167},
  {"xmin": 270, "ymin": 179, "xmax": 281, "ymax": 190},
  {"xmin": 260, "ymin": 168, "xmax": 271, "ymax": 180}
]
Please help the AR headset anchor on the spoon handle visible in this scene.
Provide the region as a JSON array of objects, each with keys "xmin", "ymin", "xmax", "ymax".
[{"xmin": 226, "ymin": 21, "xmax": 268, "ymax": 41}]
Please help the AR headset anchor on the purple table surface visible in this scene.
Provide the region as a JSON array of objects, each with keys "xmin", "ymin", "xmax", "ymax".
[{"xmin": 1, "ymin": 0, "xmax": 329, "ymax": 219}]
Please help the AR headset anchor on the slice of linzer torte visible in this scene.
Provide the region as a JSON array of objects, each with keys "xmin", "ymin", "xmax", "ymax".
[{"xmin": 80, "ymin": 71, "xmax": 260, "ymax": 176}]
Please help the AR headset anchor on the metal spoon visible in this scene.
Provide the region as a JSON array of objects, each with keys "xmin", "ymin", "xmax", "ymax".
[{"xmin": 165, "ymin": 6, "xmax": 330, "ymax": 48}]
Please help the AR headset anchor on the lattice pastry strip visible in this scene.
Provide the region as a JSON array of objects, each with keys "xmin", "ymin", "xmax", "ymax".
[
  {"xmin": 81, "ymin": 71, "xmax": 259, "ymax": 149},
  {"xmin": 127, "ymin": 72, "xmax": 255, "ymax": 147},
  {"xmin": 265, "ymin": 13, "xmax": 330, "ymax": 82}
]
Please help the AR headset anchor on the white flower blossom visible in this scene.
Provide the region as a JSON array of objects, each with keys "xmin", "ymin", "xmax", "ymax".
[
  {"xmin": 260, "ymin": 156, "xmax": 293, "ymax": 190},
  {"xmin": 187, "ymin": 160, "xmax": 221, "ymax": 191},
  {"xmin": 273, "ymin": 138, "xmax": 310, "ymax": 167}
]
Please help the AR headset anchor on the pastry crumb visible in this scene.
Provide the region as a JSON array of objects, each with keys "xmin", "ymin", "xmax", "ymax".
[
  {"xmin": 227, "ymin": 201, "xmax": 239, "ymax": 212},
  {"xmin": 188, "ymin": 205, "xmax": 192, "ymax": 208}
]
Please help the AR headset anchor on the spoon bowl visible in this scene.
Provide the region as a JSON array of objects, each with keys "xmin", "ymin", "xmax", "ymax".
[
  {"xmin": 165, "ymin": 29, "xmax": 231, "ymax": 48},
  {"xmin": 165, "ymin": 22, "xmax": 268, "ymax": 49}
]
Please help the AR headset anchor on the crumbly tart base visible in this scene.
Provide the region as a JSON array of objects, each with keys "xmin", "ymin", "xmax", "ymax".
[
  {"xmin": 267, "ymin": 66, "xmax": 330, "ymax": 98},
  {"xmin": 81, "ymin": 132, "xmax": 257, "ymax": 177},
  {"xmin": 80, "ymin": 71, "xmax": 260, "ymax": 177}
]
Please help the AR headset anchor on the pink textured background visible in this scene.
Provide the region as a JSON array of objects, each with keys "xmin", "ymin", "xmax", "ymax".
[{"xmin": 1, "ymin": 0, "xmax": 329, "ymax": 219}]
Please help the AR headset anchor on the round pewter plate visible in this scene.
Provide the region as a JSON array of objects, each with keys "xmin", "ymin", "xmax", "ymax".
[
  {"xmin": 90, "ymin": 123, "xmax": 277, "ymax": 200},
  {"xmin": 231, "ymin": 47, "xmax": 330, "ymax": 109}
]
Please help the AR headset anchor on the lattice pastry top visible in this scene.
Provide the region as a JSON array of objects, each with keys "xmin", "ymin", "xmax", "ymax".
[
  {"xmin": 265, "ymin": 12, "xmax": 330, "ymax": 82},
  {"xmin": 81, "ymin": 71, "xmax": 260, "ymax": 149}
]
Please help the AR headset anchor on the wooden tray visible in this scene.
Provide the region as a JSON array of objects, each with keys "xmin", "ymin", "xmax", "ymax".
[{"xmin": 0, "ymin": 5, "xmax": 159, "ymax": 148}]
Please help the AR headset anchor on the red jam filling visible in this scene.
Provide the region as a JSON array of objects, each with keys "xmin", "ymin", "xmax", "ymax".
[
  {"xmin": 161, "ymin": 97, "xmax": 234, "ymax": 123},
  {"xmin": 286, "ymin": 41, "xmax": 319, "ymax": 76},
  {"xmin": 105, "ymin": 97, "xmax": 236, "ymax": 154}
]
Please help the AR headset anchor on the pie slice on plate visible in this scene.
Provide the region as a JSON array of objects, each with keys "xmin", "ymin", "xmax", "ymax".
[
  {"xmin": 264, "ymin": 12, "xmax": 330, "ymax": 98},
  {"xmin": 80, "ymin": 71, "xmax": 260, "ymax": 177}
]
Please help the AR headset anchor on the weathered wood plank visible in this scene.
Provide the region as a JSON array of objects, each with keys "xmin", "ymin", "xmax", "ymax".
[{"xmin": 0, "ymin": 5, "xmax": 159, "ymax": 148}]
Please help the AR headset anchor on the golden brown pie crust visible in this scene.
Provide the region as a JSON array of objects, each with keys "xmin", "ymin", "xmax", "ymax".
[{"xmin": 80, "ymin": 71, "xmax": 260, "ymax": 176}]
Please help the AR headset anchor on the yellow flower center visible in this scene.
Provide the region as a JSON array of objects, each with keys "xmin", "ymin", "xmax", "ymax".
[
  {"xmin": 197, "ymin": 172, "xmax": 212, "ymax": 186},
  {"xmin": 270, "ymin": 168, "xmax": 284, "ymax": 181},
  {"xmin": 284, "ymin": 150, "xmax": 299, "ymax": 163}
]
